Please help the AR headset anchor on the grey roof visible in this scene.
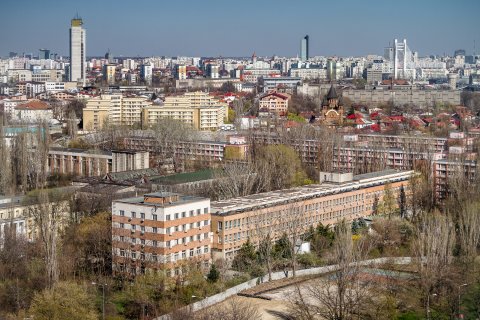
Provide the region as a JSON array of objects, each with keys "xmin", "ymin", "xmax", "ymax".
[{"xmin": 326, "ymin": 85, "xmax": 338, "ymax": 100}]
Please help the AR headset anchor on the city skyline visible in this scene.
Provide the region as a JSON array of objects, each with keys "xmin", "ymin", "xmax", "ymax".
[{"xmin": 1, "ymin": 0, "xmax": 479, "ymax": 58}]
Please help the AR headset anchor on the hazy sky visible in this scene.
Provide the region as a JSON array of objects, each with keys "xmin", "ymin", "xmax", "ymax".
[{"xmin": 1, "ymin": 0, "xmax": 479, "ymax": 58}]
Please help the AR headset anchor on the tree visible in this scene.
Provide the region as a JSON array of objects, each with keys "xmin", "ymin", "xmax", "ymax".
[
  {"xmin": 29, "ymin": 281, "xmax": 98, "ymax": 320},
  {"xmin": 25, "ymin": 189, "xmax": 71, "ymax": 288},
  {"xmin": 288, "ymin": 221, "xmax": 372, "ymax": 320},
  {"xmin": 399, "ymin": 184, "xmax": 407, "ymax": 219},
  {"xmin": 232, "ymin": 238, "xmax": 257, "ymax": 273},
  {"xmin": 195, "ymin": 297, "xmax": 261, "ymax": 320},
  {"xmin": 413, "ymin": 214, "xmax": 455, "ymax": 319},
  {"xmin": 377, "ymin": 182, "xmax": 396, "ymax": 218},
  {"xmin": 219, "ymin": 81, "xmax": 236, "ymax": 93},
  {"xmin": 207, "ymin": 264, "xmax": 220, "ymax": 283}
]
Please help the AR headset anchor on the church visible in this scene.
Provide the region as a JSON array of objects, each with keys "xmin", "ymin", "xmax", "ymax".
[{"xmin": 321, "ymin": 85, "xmax": 344, "ymax": 126}]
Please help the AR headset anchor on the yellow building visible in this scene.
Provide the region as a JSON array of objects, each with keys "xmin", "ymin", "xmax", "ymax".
[
  {"xmin": 83, "ymin": 94, "xmax": 152, "ymax": 130},
  {"xmin": 143, "ymin": 92, "xmax": 228, "ymax": 131}
]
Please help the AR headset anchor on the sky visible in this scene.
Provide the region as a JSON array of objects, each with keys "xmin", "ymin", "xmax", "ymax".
[{"xmin": 1, "ymin": 0, "xmax": 479, "ymax": 58}]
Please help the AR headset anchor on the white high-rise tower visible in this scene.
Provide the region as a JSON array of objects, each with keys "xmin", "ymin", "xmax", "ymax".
[{"xmin": 69, "ymin": 16, "xmax": 86, "ymax": 86}]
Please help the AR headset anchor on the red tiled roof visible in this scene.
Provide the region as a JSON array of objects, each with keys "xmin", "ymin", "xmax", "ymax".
[{"xmin": 17, "ymin": 99, "xmax": 50, "ymax": 110}]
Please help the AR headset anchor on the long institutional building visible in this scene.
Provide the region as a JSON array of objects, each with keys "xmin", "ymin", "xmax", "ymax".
[
  {"xmin": 109, "ymin": 169, "xmax": 412, "ymax": 274},
  {"xmin": 83, "ymin": 91, "xmax": 228, "ymax": 131},
  {"xmin": 210, "ymin": 169, "xmax": 412, "ymax": 260}
]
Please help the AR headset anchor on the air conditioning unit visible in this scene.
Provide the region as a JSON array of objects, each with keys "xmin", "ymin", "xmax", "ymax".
[
  {"xmin": 169, "ymin": 231, "xmax": 173, "ymax": 236},
  {"xmin": 140, "ymin": 219, "xmax": 144, "ymax": 223},
  {"xmin": 128, "ymin": 218, "xmax": 132, "ymax": 222},
  {"xmin": 131, "ymin": 258, "xmax": 136, "ymax": 262},
  {"xmin": 131, "ymin": 230, "xmax": 135, "ymax": 234},
  {"xmin": 184, "ymin": 229, "xmax": 188, "ymax": 233},
  {"xmin": 140, "ymin": 231, "xmax": 144, "ymax": 235},
  {"xmin": 184, "ymin": 242, "xmax": 188, "ymax": 246},
  {"xmin": 141, "ymin": 245, "xmax": 145, "ymax": 249}
]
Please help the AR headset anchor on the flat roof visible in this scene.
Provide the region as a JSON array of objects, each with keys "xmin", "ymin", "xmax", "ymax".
[
  {"xmin": 211, "ymin": 170, "xmax": 413, "ymax": 216},
  {"xmin": 114, "ymin": 193, "xmax": 209, "ymax": 208},
  {"xmin": 151, "ymin": 169, "xmax": 217, "ymax": 185},
  {"xmin": 49, "ymin": 147, "xmax": 112, "ymax": 156}
]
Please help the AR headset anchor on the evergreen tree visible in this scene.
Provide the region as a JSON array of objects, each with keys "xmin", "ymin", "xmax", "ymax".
[
  {"xmin": 207, "ymin": 264, "xmax": 220, "ymax": 283},
  {"xmin": 399, "ymin": 184, "xmax": 406, "ymax": 219}
]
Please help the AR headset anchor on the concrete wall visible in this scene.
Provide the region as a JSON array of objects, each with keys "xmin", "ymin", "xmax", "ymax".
[{"xmin": 155, "ymin": 256, "xmax": 412, "ymax": 320}]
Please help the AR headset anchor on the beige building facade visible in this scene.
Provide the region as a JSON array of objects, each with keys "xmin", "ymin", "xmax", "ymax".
[{"xmin": 211, "ymin": 170, "xmax": 413, "ymax": 260}]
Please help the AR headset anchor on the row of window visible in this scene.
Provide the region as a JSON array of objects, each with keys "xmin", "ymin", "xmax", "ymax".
[
  {"xmin": 118, "ymin": 208, "xmax": 209, "ymax": 221},
  {"xmin": 115, "ymin": 220, "xmax": 210, "ymax": 233},
  {"xmin": 118, "ymin": 245, "xmax": 210, "ymax": 262},
  {"xmin": 116, "ymin": 232, "xmax": 210, "ymax": 247},
  {"xmin": 219, "ymin": 206, "xmax": 367, "ymax": 244}
]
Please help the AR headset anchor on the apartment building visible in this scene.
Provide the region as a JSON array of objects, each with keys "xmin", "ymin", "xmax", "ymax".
[
  {"xmin": 258, "ymin": 92, "xmax": 289, "ymax": 115},
  {"xmin": 211, "ymin": 169, "xmax": 413, "ymax": 260},
  {"xmin": 142, "ymin": 92, "xmax": 228, "ymax": 131},
  {"xmin": 83, "ymin": 94, "xmax": 153, "ymax": 130},
  {"xmin": 112, "ymin": 192, "xmax": 212, "ymax": 277}
]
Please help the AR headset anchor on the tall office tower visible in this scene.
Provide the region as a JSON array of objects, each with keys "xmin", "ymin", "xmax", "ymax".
[
  {"xmin": 39, "ymin": 49, "xmax": 50, "ymax": 60},
  {"xmin": 393, "ymin": 38, "xmax": 414, "ymax": 80},
  {"xmin": 300, "ymin": 35, "xmax": 309, "ymax": 61},
  {"xmin": 69, "ymin": 16, "xmax": 86, "ymax": 86}
]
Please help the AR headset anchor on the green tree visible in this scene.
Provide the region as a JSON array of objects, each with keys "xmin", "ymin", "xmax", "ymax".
[
  {"xmin": 232, "ymin": 238, "xmax": 257, "ymax": 273},
  {"xmin": 207, "ymin": 264, "xmax": 220, "ymax": 283},
  {"xmin": 29, "ymin": 281, "xmax": 98, "ymax": 320}
]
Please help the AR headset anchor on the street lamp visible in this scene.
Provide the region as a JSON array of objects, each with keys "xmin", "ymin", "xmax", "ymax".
[
  {"xmin": 92, "ymin": 282, "xmax": 107, "ymax": 320},
  {"xmin": 458, "ymin": 283, "xmax": 468, "ymax": 319}
]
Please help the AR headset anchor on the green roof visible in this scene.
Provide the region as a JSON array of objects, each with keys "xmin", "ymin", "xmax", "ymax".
[{"xmin": 151, "ymin": 169, "xmax": 217, "ymax": 185}]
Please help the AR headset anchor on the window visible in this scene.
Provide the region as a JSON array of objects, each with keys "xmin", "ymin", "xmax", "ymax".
[
  {"xmin": 152, "ymin": 254, "xmax": 158, "ymax": 262},
  {"xmin": 182, "ymin": 212, "xmax": 186, "ymax": 218},
  {"xmin": 131, "ymin": 238, "xmax": 136, "ymax": 243},
  {"xmin": 174, "ymin": 253, "xmax": 179, "ymax": 261},
  {"xmin": 174, "ymin": 213, "xmax": 179, "ymax": 219},
  {"xmin": 204, "ymin": 246, "xmax": 209, "ymax": 253},
  {"xmin": 218, "ymin": 221, "xmax": 223, "ymax": 230},
  {"xmin": 175, "ymin": 225, "xmax": 179, "ymax": 232},
  {"xmin": 140, "ymin": 212, "xmax": 145, "ymax": 219},
  {"xmin": 182, "ymin": 251, "xmax": 187, "ymax": 259},
  {"xmin": 197, "ymin": 209, "xmax": 201, "ymax": 215},
  {"xmin": 166, "ymin": 214, "xmax": 171, "ymax": 221},
  {"xmin": 152, "ymin": 214, "xmax": 157, "ymax": 221},
  {"xmin": 140, "ymin": 253, "xmax": 145, "ymax": 260},
  {"xmin": 131, "ymin": 225, "xmax": 136, "ymax": 231},
  {"xmin": 132, "ymin": 212, "xmax": 136, "ymax": 218},
  {"xmin": 131, "ymin": 252, "xmax": 136, "ymax": 259},
  {"xmin": 120, "ymin": 249, "xmax": 125, "ymax": 257},
  {"xmin": 204, "ymin": 208, "xmax": 208, "ymax": 214},
  {"xmin": 120, "ymin": 236, "xmax": 124, "ymax": 242},
  {"xmin": 141, "ymin": 239, "xmax": 145, "ymax": 245},
  {"xmin": 153, "ymin": 240, "xmax": 157, "ymax": 247},
  {"xmin": 190, "ymin": 249, "xmax": 194, "ymax": 257},
  {"xmin": 190, "ymin": 210, "xmax": 194, "ymax": 216},
  {"xmin": 196, "ymin": 247, "xmax": 201, "ymax": 255},
  {"xmin": 166, "ymin": 240, "xmax": 171, "ymax": 247},
  {"xmin": 119, "ymin": 210, "xmax": 125, "ymax": 216},
  {"xmin": 204, "ymin": 220, "xmax": 209, "ymax": 226},
  {"xmin": 120, "ymin": 223, "xmax": 124, "ymax": 228},
  {"xmin": 204, "ymin": 232, "xmax": 209, "ymax": 239},
  {"xmin": 141, "ymin": 226, "xmax": 145, "ymax": 232},
  {"xmin": 153, "ymin": 227, "xmax": 158, "ymax": 233}
]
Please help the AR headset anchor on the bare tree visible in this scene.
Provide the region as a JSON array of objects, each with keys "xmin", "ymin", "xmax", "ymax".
[
  {"xmin": 413, "ymin": 213, "xmax": 455, "ymax": 319},
  {"xmin": 25, "ymin": 189, "xmax": 70, "ymax": 288},
  {"xmin": 195, "ymin": 297, "xmax": 262, "ymax": 320},
  {"xmin": 288, "ymin": 221, "xmax": 372, "ymax": 320}
]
